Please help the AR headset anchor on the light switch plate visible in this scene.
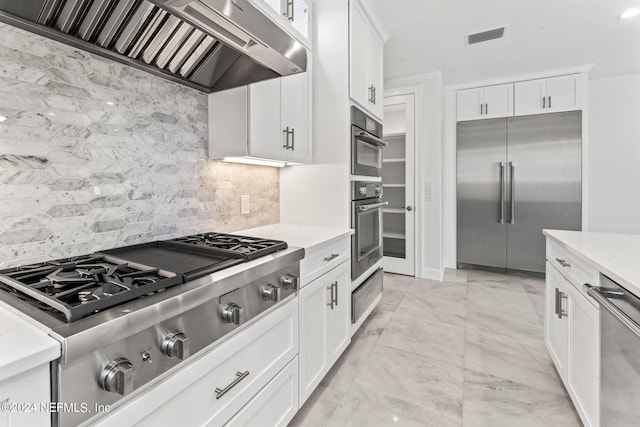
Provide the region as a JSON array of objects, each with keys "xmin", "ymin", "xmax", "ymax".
[{"xmin": 241, "ymin": 195, "xmax": 250, "ymax": 215}]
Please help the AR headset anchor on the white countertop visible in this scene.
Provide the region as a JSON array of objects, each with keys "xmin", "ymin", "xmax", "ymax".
[
  {"xmin": 544, "ymin": 230, "xmax": 640, "ymax": 296},
  {"xmin": 237, "ymin": 223, "xmax": 353, "ymax": 251},
  {"xmin": 0, "ymin": 305, "xmax": 60, "ymax": 382}
]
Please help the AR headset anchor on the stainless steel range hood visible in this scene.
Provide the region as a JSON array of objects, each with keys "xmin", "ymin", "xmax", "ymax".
[{"xmin": 0, "ymin": 0, "xmax": 307, "ymax": 93}]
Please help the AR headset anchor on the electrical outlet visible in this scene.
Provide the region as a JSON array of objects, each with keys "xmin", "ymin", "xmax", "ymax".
[
  {"xmin": 424, "ymin": 182, "xmax": 432, "ymax": 201},
  {"xmin": 241, "ymin": 195, "xmax": 250, "ymax": 215}
]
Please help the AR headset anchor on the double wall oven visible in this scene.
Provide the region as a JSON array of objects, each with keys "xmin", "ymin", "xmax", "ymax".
[{"xmin": 350, "ymin": 106, "xmax": 386, "ymax": 326}]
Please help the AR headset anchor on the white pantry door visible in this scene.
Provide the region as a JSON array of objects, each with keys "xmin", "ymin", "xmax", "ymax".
[{"xmin": 382, "ymin": 94, "xmax": 415, "ymax": 276}]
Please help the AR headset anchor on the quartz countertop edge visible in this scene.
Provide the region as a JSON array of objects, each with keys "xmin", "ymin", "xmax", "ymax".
[
  {"xmin": 237, "ymin": 223, "xmax": 354, "ymax": 251},
  {"xmin": 0, "ymin": 304, "xmax": 60, "ymax": 382},
  {"xmin": 543, "ymin": 229, "xmax": 640, "ymax": 297}
]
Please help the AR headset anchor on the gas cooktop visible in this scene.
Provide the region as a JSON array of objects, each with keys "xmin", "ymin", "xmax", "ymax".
[{"xmin": 0, "ymin": 232, "xmax": 288, "ymax": 323}]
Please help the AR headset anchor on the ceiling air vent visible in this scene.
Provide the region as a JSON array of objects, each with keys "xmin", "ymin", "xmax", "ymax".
[{"xmin": 467, "ymin": 26, "xmax": 506, "ymax": 45}]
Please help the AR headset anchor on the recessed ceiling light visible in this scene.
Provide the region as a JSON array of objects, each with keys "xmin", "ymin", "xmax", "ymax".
[
  {"xmin": 0, "ymin": 115, "xmax": 7, "ymax": 122},
  {"xmin": 619, "ymin": 8, "xmax": 640, "ymax": 19},
  {"xmin": 105, "ymin": 101, "xmax": 115, "ymax": 105},
  {"xmin": 47, "ymin": 112, "xmax": 55, "ymax": 116}
]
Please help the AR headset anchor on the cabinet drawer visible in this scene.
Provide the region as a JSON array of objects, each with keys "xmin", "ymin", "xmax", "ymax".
[
  {"xmin": 92, "ymin": 298, "xmax": 298, "ymax": 427},
  {"xmin": 300, "ymin": 237, "xmax": 349, "ymax": 286},
  {"xmin": 547, "ymin": 240, "xmax": 598, "ymax": 301},
  {"xmin": 224, "ymin": 357, "xmax": 298, "ymax": 427}
]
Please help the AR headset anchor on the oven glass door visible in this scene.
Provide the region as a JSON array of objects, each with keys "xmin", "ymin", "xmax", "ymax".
[
  {"xmin": 352, "ymin": 199, "xmax": 384, "ymax": 279},
  {"xmin": 352, "ymin": 127, "xmax": 383, "ymax": 176}
]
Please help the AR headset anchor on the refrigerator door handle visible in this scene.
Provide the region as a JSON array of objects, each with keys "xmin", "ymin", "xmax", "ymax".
[
  {"xmin": 499, "ymin": 162, "xmax": 505, "ymax": 224},
  {"xmin": 509, "ymin": 161, "xmax": 516, "ymax": 224}
]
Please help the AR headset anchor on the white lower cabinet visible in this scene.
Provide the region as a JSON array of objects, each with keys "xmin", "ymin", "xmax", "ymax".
[
  {"xmin": 545, "ymin": 256, "xmax": 599, "ymax": 427},
  {"xmin": 298, "ymin": 261, "xmax": 350, "ymax": 406},
  {"xmin": 0, "ymin": 364, "xmax": 51, "ymax": 427}
]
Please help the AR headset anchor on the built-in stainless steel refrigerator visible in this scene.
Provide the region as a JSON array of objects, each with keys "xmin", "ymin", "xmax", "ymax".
[{"xmin": 457, "ymin": 111, "xmax": 582, "ymax": 273}]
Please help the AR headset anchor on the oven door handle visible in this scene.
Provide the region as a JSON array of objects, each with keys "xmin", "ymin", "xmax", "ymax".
[
  {"xmin": 358, "ymin": 201, "xmax": 389, "ymax": 212},
  {"xmin": 355, "ymin": 131, "xmax": 388, "ymax": 147}
]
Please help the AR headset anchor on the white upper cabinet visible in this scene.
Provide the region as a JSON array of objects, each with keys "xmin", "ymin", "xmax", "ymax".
[
  {"xmin": 457, "ymin": 83, "xmax": 513, "ymax": 121},
  {"xmin": 514, "ymin": 74, "xmax": 583, "ymax": 116},
  {"xmin": 349, "ymin": 0, "xmax": 388, "ymax": 120},
  {"xmin": 208, "ymin": 72, "xmax": 311, "ymax": 165},
  {"xmin": 255, "ymin": 0, "xmax": 310, "ymax": 46}
]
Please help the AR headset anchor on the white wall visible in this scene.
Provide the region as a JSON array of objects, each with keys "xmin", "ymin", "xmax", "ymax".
[
  {"xmin": 385, "ymin": 72, "xmax": 443, "ymax": 279},
  {"xmin": 588, "ymin": 73, "xmax": 640, "ymax": 234}
]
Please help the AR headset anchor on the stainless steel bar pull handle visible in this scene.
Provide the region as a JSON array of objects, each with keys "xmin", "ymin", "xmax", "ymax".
[
  {"xmin": 324, "ymin": 253, "xmax": 339, "ymax": 262},
  {"xmin": 543, "ymin": 96, "xmax": 546, "ymax": 108},
  {"xmin": 485, "ymin": 103, "xmax": 488, "ymax": 114},
  {"xmin": 358, "ymin": 201, "xmax": 389, "ymax": 212},
  {"xmin": 290, "ymin": 128, "xmax": 295, "ymax": 150},
  {"xmin": 509, "ymin": 162, "xmax": 516, "ymax": 224},
  {"xmin": 499, "ymin": 162, "xmax": 505, "ymax": 224},
  {"xmin": 555, "ymin": 258, "xmax": 571, "ymax": 268},
  {"xmin": 586, "ymin": 285, "xmax": 640, "ymax": 338},
  {"xmin": 548, "ymin": 96, "xmax": 551, "ymax": 108},
  {"xmin": 480, "ymin": 103, "xmax": 483, "ymax": 115},
  {"xmin": 327, "ymin": 282, "xmax": 336, "ymax": 309},
  {"xmin": 215, "ymin": 371, "xmax": 249, "ymax": 399},
  {"xmin": 283, "ymin": 126, "xmax": 290, "ymax": 149}
]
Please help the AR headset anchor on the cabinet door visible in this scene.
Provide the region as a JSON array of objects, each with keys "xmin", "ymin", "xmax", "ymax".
[
  {"xmin": 249, "ymin": 78, "xmax": 285, "ymax": 161},
  {"xmin": 456, "ymin": 88, "xmax": 484, "ymax": 121},
  {"xmin": 567, "ymin": 285, "xmax": 599, "ymax": 427},
  {"xmin": 281, "ymin": 72, "xmax": 310, "ymax": 163},
  {"xmin": 325, "ymin": 262, "xmax": 351, "ymax": 366},
  {"xmin": 483, "ymin": 83, "xmax": 513, "ymax": 119},
  {"xmin": 298, "ymin": 276, "xmax": 328, "ymax": 406},
  {"xmin": 545, "ymin": 262, "xmax": 569, "ymax": 381},
  {"xmin": 290, "ymin": 0, "xmax": 309, "ymax": 39},
  {"xmin": 546, "ymin": 74, "xmax": 582, "ymax": 113},
  {"xmin": 514, "ymin": 78, "xmax": 547, "ymax": 116},
  {"xmin": 349, "ymin": 0, "xmax": 372, "ymax": 110}
]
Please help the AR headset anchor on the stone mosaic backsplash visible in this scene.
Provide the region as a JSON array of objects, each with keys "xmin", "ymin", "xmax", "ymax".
[{"xmin": 0, "ymin": 22, "xmax": 279, "ymax": 268}]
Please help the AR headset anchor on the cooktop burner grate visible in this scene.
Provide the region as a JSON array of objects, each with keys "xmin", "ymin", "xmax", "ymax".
[
  {"xmin": 170, "ymin": 232, "xmax": 288, "ymax": 260},
  {"xmin": 0, "ymin": 255, "xmax": 181, "ymax": 322}
]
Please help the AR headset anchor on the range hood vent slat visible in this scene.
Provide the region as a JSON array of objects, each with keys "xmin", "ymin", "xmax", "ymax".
[
  {"xmin": 96, "ymin": 0, "xmax": 139, "ymax": 48},
  {"xmin": 37, "ymin": 0, "xmax": 65, "ymax": 26},
  {"xmin": 127, "ymin": 9, "xmax": 168, "ymax": 59},
  {"xmin": 141, "ymin": 14, "xmax": 180, "ymax": 65},
  {"xmin": 113, "ymin": 2, "xmax": 157, "ymax": 54},
  {"xmin": 154, "ymin": 22, "xmax": 194, "ymax": 69},
  {"xmin": 179, "ymin": 35, "xmax": 217, "ymax": 78},
  {"xmin": 77, "ymin": 0, "xmax": 118, "ymax": 41},
  {"xmin": 54, "ymin": 0, "xmax": 92, "ymax": 34},
  {"xmin": 167, "ymin": 28, "xmax": 206, "ymax": 74}
]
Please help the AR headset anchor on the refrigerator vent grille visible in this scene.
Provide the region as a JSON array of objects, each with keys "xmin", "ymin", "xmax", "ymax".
[{"xmin": 467, "ymin": 27, "xmax": 505, "ymax": 45}]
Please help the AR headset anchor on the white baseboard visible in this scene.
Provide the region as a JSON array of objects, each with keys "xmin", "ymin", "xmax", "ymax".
[{"xmin": 421, "ymin": 268, "xmax": 444, "ymax": 281}]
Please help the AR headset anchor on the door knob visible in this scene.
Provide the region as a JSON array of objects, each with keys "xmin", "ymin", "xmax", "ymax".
[{"xmin": 405, "ymin": 206, "xmax": 413, "ymax": 211}]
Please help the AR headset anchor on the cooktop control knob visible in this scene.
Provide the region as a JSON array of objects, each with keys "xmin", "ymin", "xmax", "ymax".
[
  {"xmin": 261, "ymin": 284, "xmax": 281, "ymax": 302},
  {"xmin": 100, "ymin": 358, "xmax": 134, "ymax": 396},
  {"xmin": 280, "ymin": 274, "xmax": 297, "ymax": 290},
  {"xmin": 221, "ymin": 303, "xmax": 245, "ymax": 325},
  {"xmin": 162, "ymin": 332, "xmax": 190, "ymax": 360}
]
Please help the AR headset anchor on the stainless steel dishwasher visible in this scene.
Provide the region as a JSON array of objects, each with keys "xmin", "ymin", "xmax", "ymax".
[{"xmin": 587, "ymin": 275, "xmax": 640, "ymax": 427}]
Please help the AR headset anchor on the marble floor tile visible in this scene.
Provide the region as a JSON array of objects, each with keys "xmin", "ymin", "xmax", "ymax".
[
  {"xmin": 326, "ymin": 380, "xmax": 462, "ymax": 427},
  {"xmin": 397, "ymin": 281, "xmax": 468, "ymax": 327},
  {"xmin": 443, "ymin": 268, "xmax": 468, "ymax": 284},
  {"xmin": 462, "ymin": 369, "xmax": 580, "ymax": 427},
  {"xmin": 320, "ymin": 334, "xmax": 377, "ymax": 393},
  {"xmin": 464, "ymin": 328, "xmax": 563, "ymax": 395},
  {"xmin": 289, "ymin": 384, "xmax": 344, "ymax": 427},
  {"xmin": 351, "ymin": 306, "xmax": 394, "ymax": 343},
  {"xmin": 377, "ymin": 311, "xmax": 466, "ymax": 367}
]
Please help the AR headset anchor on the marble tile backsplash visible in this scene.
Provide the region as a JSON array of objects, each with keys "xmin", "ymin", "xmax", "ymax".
[{"xmin": 0, "ymin": 22, "xmax": 279, "ymax": 268}]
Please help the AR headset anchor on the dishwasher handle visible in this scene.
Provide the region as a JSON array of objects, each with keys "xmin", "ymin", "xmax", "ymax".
[{"xmin": 585, "ymin": 284, "xmax": 640, "ymax": 338}]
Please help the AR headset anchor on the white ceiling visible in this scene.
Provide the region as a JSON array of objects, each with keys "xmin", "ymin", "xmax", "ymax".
[{"xmin": 371, "ymin": 0, "xmax": 640, "ymax": 85}]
